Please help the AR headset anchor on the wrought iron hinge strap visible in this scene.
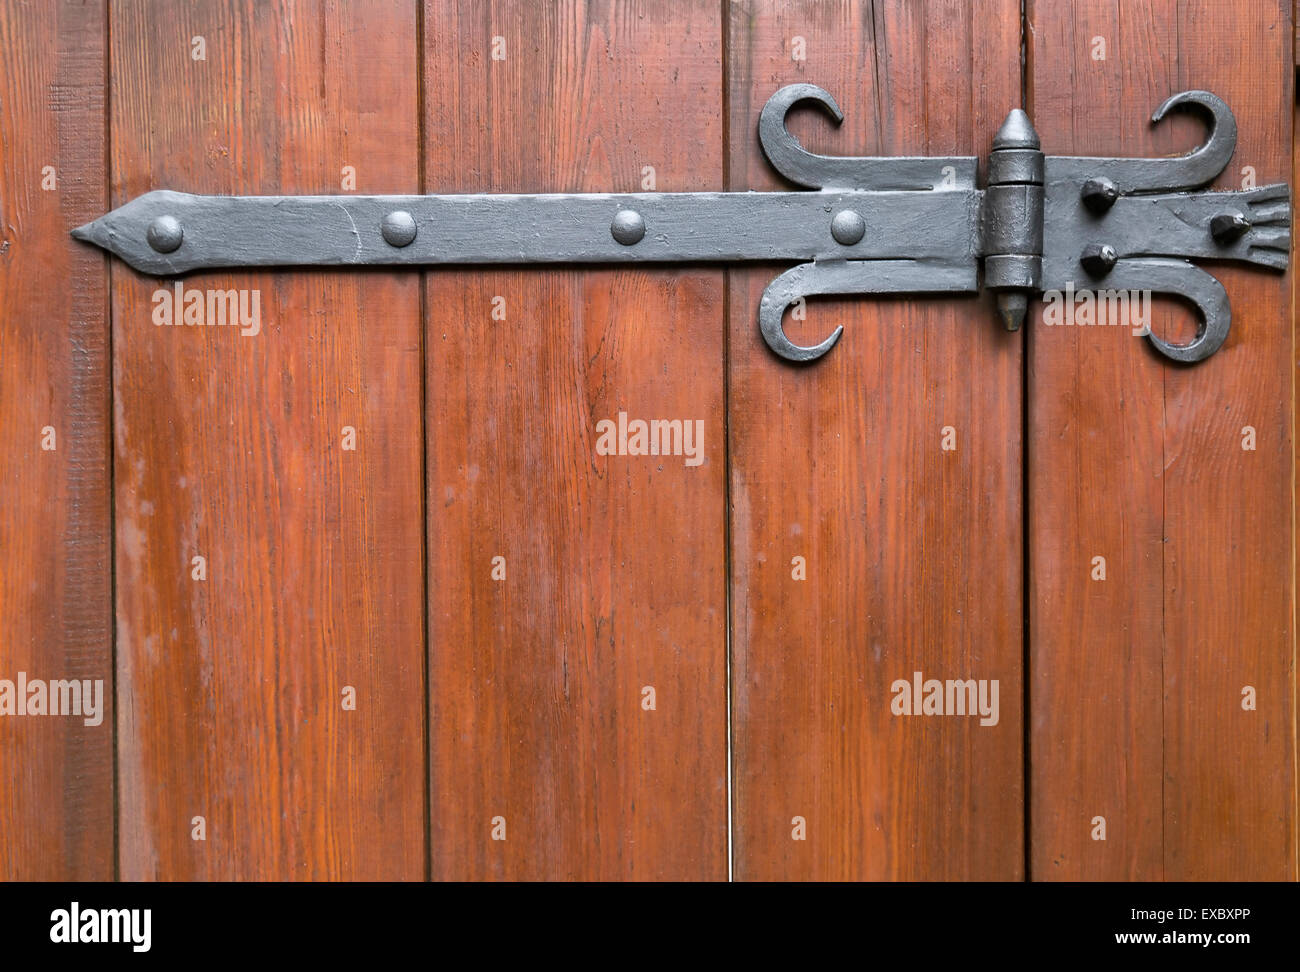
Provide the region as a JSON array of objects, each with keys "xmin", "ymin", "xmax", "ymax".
[
  {"xmin": 71, "ymin": 188, "xmax": 977, "ymax": 274},
  {"xmin": 72, "ymin": 84, "xmax": 1290, "ymax": 366}
]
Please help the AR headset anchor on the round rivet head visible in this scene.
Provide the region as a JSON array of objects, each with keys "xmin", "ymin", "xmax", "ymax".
[
  {"xmin": 1080, "ymin": 241, "xmax": 1118, "ymax": 277},
  {"xmin": 830, "ymin": 209, "xmax": 866, "ymax": 246},
  {"xmin": 146, "ymin": 215, "xmax": 184, "ymax": 253},
  {"xmin": 611, "ymin": 209, "xmax": 646, "ymax": 246},
  {"xmin": 381, "ymin": 210, "xmax": 417, "ymax": 247}
]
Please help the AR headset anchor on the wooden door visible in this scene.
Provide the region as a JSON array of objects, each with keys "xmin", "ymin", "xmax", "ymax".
[{"xmin": 0, "ymin": 0, "xmax": 1293, "ymax": 883}]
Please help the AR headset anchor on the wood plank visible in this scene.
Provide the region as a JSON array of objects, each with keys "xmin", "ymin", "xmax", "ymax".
[
  {"xmin": 0, "ymin": 0, "xmax": 113, "ymax": 881},
  {"xmin": 1024, "ymin": 0, "xmax": 1165, "ymax": 882},
  {"xmin": 424, "ymin": 0, "xmax": 728, "ymax": 880},
  {"xmin": 1028, "ymin": 0, "xmax": 1295, "ymax": 880},
  {"xmin": 728, "ymin": 0, "xmax": 1024, "ymax": 880},
  {"xmin": 111, "ymin": 0, "xmax": 425, "ymax": 879}
]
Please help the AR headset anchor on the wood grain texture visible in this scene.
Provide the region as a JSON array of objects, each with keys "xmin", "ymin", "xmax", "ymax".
[
  {"xmin": 0, "ymin": 0, "xmax": 113, "ymax": 881},
  {"xmin": 1028, "ymin": 0, "xmax": 1295, "ymax": 880},
  {"xmin": 424, "ymin": 0, "xmax": 728, "ymax": 880},
  {"xmin": 111, "ymin": 0, "xmax": 425, "ymax": 879},
  {"xmin": 728, "ymin": 0, "xmax": 1024, "ymax": 881}
]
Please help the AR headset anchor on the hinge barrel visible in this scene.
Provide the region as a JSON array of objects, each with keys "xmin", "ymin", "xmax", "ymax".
[{"xmin": 980, "ymin": 110, "xmax": 1045, "ymax": 331}]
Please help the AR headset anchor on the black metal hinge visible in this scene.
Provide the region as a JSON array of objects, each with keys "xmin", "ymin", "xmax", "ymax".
[{"xmin": 73, "ymin": 84, "xmax": 1290, "ymax": 364}]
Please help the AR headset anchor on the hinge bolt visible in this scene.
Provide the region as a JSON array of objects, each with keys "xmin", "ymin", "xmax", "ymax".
[
  {"xmin": 611, "ymin": 209, "xmax": 646, "ymax": 246},
  {"xmin": 381, "ymin": 211, "xmax": 417, "ymax": 247},
  {"xmin": 1080, "ymin": 177, "xmax": 1120, "ymax": 214},
  {"xmin": 1209, "ymin": 211, "xmax": 1251, "ymax": 245},
  {"xmin": 146, "ymin": 215, "xmax": 184, "ymax": 253},
  {"xmin": 830, "ymin": 209, "xmax": 866, "ymax": 246},
  {"xmin": 1080, "ymin": 242, "xmax": 1118, "ymax": 277}
]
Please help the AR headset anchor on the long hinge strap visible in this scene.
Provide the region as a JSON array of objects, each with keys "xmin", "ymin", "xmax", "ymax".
[{"xmin": 72, "ymin": 85, "xmax": 1290, "ymax": 366}]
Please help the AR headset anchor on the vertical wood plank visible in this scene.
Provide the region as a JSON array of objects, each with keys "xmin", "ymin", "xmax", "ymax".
[
  {"xmin": 728, "ymin": 0, "xmax": 1024, "ymax": 880},
  {"xmin": 424, "ymin": 0, "xmax": 727, "ymax": 880},
  {"xmin": 1028, "ymin": 0, "xmax": 1295, "ymax": 880},
  {"xmin": 1025, "ymin": 0, "xmax": 1165, "ymax": 881},
  {"xmin": 0, "ymin": 0, "xmax": 113, "ymax": 881},
  {"xmin": 111, "ymin": 0, "xmax": 425, "ymax": 879}
]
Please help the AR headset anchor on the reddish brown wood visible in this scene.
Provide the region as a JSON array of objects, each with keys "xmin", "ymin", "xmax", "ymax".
[
  {"xmin": 111, "ymin": 0, "xmax": 425, "ymax": 879},
  {"xmin": 728, "ymin": 0, "xmax": 1024, "ymax": 880},
  {"xmin": 424, "ymin": 0, "xmax": 728, "ymax": 880},
  {"xmin": 4, "ymin": 0, "xmax": 1293, "ymax": 885},
  {"xmin": 1028, "ymin": 0, "xmax": 1295, "ymax": 880},
  {"xmin": 0, "ymin": 0, "xmax": 113, "ymax": 881}
]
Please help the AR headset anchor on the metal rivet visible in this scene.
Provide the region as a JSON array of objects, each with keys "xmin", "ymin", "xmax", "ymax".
[
  {"xmin": 830, "ymin": 209, "xmax": 866, "ymax": 246},
  {"xmin": 1080, "ymin": 177, "xmax": 1119, "ymax": 214},
  {"xmin": 611, "ymin": 209, "xmax": 646, "ymax": 246},
  {"xmin": 1209, "ymin": 211, "xmax": 1251, "ymax": 245},
  {"xmin": 1080, "ymin": 242, "xmax": 1118, "ymax": 277},
  {"xmin": 146, "ymin": 215, "xmax": 184, "ymax": 253},
  {"xmin": 381, "ymin": 210, "xmax": 417, "ymax": 247}
]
